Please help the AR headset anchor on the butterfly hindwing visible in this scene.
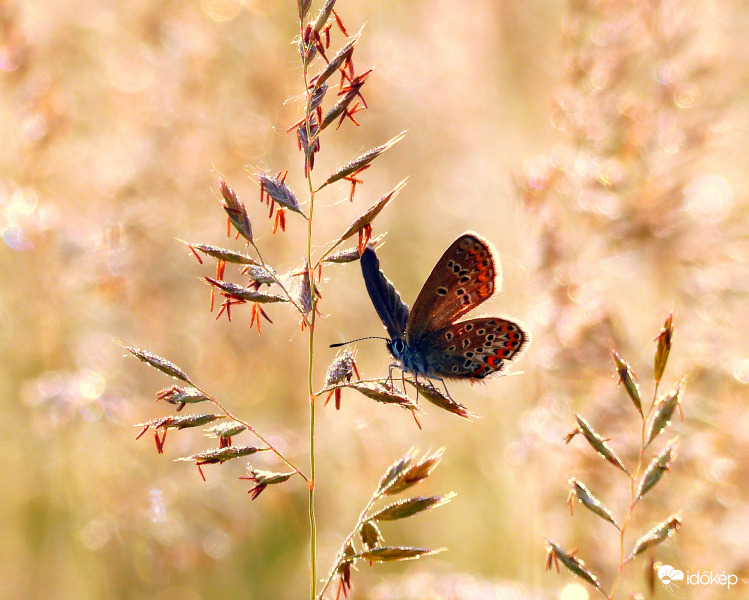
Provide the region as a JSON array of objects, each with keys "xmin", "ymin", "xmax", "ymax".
[
  {"xmin": 406, "ymin": 233, "xmax": 500, "ymax": 342},
  {"xmin": 360, "ymin": 247, "xmax": 410, "ymax": 340},
  {"xmin": 416, "ymin": 317, "xmax": 527, "ymax": 379}
]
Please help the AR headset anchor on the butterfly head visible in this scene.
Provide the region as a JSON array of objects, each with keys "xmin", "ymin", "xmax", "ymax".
[
  {"xmin": 386, "ymin": 336, "xmax": 407, "ymax": 363},
  {"xmin": 386, "ymin": 335, "xmax": 434, "ymax": 378}
]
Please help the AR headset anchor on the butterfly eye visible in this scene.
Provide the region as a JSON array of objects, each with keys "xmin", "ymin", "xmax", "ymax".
[{"xmin": 392, "ymin": 338, "xmax": 406, "ymax": 354}]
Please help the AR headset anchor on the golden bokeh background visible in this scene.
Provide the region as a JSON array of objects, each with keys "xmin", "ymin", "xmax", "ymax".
[{"xmin": 2, "ymin": 0, "xmax": 748, "ymax": 598}]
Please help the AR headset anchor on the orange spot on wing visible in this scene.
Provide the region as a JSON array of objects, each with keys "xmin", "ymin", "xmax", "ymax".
[{"xmin": 472, "ymin": 364, "xmax": 488, "ymax": 377}]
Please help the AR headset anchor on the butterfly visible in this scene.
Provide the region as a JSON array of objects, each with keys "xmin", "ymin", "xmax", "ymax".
[{"xmin": 359, "ymin": 232, "xmax": 528, "ymax": 388}]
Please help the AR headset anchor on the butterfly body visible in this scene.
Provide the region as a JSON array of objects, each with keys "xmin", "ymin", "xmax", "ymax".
[{"xmin": 360, "ymin": 233, "xmax": 527, "ymax": 383}]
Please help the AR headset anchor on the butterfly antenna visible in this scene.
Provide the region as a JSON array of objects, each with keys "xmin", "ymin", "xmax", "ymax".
[{"xmin": 330, "ymin": 336, "xmax": 388, "ymax": 348}]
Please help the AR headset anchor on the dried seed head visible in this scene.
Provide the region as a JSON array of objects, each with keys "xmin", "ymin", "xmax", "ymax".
[
  {"xmin": 257, "ymin": 172, "xmax": 305, "ymax": 217},
  {"xmin": 136, "ymin": 414, "xmax": 224, "ymax": 433},
  {"xmin": 181, "ymin": 241, "xmax": 258, "ymax": 265},
  {"xmin": 324, "ymin": 234, "xmax": 385, "ymax": 263},
  {"xmin": 320, "ymin": 72, "xmax": 371, "ymax": 131},
  {"xmin": 405, "ymin": 379, "xmax": 476, "ymax": 419},
  {"xmin": 312, "ymin": 28, "xmax": 362, "ymax": 90},
  {"xmin": 325, "ymin": 348, "xmax": 357, "ymax": 386},
  {"xmin": 384, "ymin": 448, "xmax": 445, "ymax": 495},
  {"xmin": 349, "ymin": 381, "xmax": 417, "ymax": 409},
  {"xmin": 204, "ymin": 420, "xmax": 247, "ymax": 440},
  {"xmin": 156, "ymin": 385, "xmax": 210, "ymax": 410},
  {"xmin": 176, "ymin": 445, "xmax": 268, "ymax": 465},
  {"xmin": 203, "ymin": 277, "xmax": 287, "ymax": 303},
  {"xmin": 370, "ymin": 493, "xmax": 455, "ymax": 522},
  {"xmin": 297, "ymin": 116, "xmax": 320, "ymax": 172},
  {"xmin": 297, "ymin": 260, "xmax": 313, "ymax": 316},
  {"xmin": 611, "ymin": 348, "xmax": 642, "ymax": 415},
  {"xmin": 297, "ymin": 0, "xmax": 312, "ymax": 21},
  {"xmin": 299, "ymin": 23, "xmax": 316, "ymax": 63},
  {"xmin": 337, "ymin": 543, "xmax": 355, "ymax": 594},
  {"xmin": 218, "ymin": 178, "xmax": 253, "ymax": 243},
  {"xmin": 545, "ymin": 540, "xmax": 602, "ymax": 590},
  {"xmin": 358, "ymin": 547, "xmax": 444, "ymax": 563},
  {"xmin": 636, "ymin": 437, "xmax": 678, "ymax": 501},
  {"xmin": 337, "ymin": 178, "xmax": 407, "ymax": 243},
  {"xmin": 324, "ymin": 132, "xmax": 406, "ymax": 187},
  {"xmin": 309, "ymin": 82, "xmax": 328, "ymax": 112},
  {"xmin": 244, "ymin": 264, "xmax": 277, "ymax": 286},
  {"xmin": 626, "ymin": 513, "xmax": 682, "ymax": 562},
  {"xmin": 122, "ymin": 344, "xmax": 190, "ymax": 383},
  {"xmin": 567, "ymin": 478, "xmax": 619, "ymax": 529},
  {"xmin": 645, "ymin": 379, "xmax": 685, "ymax": 446},
  {"xmin": 360, "ymin": 521, "xmax": 382, "ymax": 550},
  {"xmin": 241, "ymin": 467, "xmax": 294, "ymax": 500},
  {"xmin": 572, "ymin": 412, "xmax": 630, "ymax": 475},
  {"xmin": 312, "ymin": 0, "xmax": 337, "ymax": 36},
  {"xmin": 378, "ymin": 450, "xmax": 417, "ymax": 495},
  {"xmin": 654, "ymin": 312, "xmax": 674, "ymax": 383},
  {"xmin": 244, "ymin": 467, "xmax": 295, "ymax": 486}
]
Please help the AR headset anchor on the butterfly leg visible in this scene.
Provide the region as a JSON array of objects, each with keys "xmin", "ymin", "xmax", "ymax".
[
  {"xmin": 386, "ymin": 362, "xmax": 401, "ymax": 394},
  {"xmin": 412, "ymin": 372, "xmax": 421, "ymax": 402},
  {"xmin": 386, "ymin": 362, "xmax": 411, "ymax": 397},
  {"xmin": 434, "ymin": 376, "xmax": 455, "ymax": 402}
]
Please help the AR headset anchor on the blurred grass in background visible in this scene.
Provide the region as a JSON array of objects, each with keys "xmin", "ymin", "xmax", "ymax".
[{"xmin": 1, "ymin": 0, "xmax": 748, "ymax": 598}]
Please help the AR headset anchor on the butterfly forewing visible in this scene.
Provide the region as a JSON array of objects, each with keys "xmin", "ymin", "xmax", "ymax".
[
  {"xmin": 360, "ymin": 247, "xmax": 410, "ymax": 339},
  {"xmin": 418, "ymin": 317, "xmax": 527, "ymax": 379},
  {"xmin": 406, "ymin": 233, "xmax": 500, "ymax": 342}
]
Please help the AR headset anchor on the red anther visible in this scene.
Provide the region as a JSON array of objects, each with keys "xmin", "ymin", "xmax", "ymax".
[
  {"xmin": 357, "ymin": 224, "xmax": 373, "ymax": 254},
  {"xmin": 188, "ymin": 245, "xmax": 203, "ymax": 264},
  {"xmin": 287, "ymin": 116, "xmax": 306, "ymax": 133},
  {"xmin": 155, "ymin": 429, "xmax": 167, "ymax": 454},
  {"xmin": 215, "ymin": 300, "xmax": 226, "ymax": 320},
  {"xmin": 332, "ymin": 9, "xmax": 347, "ymax": 36},
  {"xmin": 248, "ymin": 483, "xmax": 267, "ymax": 500},
  {"xmin": 313, "ymin": 32, "xmax": 329, "ymax": 62},
  {"xmin": 335, "ymin": 388, "xmax": 342, "ymax": 410},
  {"xmin": 272, "ymin": 208, "xmax": 286, "ymax": 233},
  {"xmin": 249, "ymin": 304, "xmax": 262, "ymax": 334}
]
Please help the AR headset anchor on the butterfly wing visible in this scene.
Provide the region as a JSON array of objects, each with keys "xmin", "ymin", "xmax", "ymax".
[
  {"xmin": 360, "ymin": 247, "xmax": 410, "ymax": 339},
  {"xmin": 406, "ymin": 233, "xmax": 499, "ymax": 342},
  {"xmin": 417, "ymin": 317, "xmax": 527, "ymax": 379}
]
